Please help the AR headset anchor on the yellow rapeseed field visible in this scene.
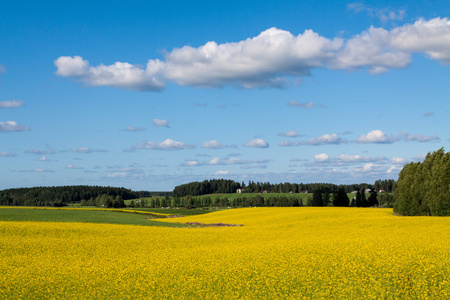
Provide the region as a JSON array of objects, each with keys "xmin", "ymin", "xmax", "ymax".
[{"xmin": 1, "ymin": 207, "xmax": 449, "ymax": 299}]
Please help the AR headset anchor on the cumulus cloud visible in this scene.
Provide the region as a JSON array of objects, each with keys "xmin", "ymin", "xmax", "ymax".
[
  {"xmin": 336, "ymin": 154, "xmax": 387, "ymax": 163},
  {"xmin": 124, "ymin": 126, "xmax": 146, "ymax": 132},
  {"xmin": 278, "ymin": 130, "xmax": 301, "ymax": 137},
  {"xmin": 313, "ymin": 153, "xmax": 389, "ymax": 167},
  {"xmin": 391, "ymin": 157, "xmax": 408, "ymax": 164},
  {"xmin": 330, "ymin": 26, "xmax": 411, "ymax": 74},
  {"xmin": 400, "ymin": 132, "xmax": 440, "ymax": 142},
  {"xmin": 243, "ymin": 138, "xmax": 269, "ymax": 148},
  {"xmin": 0, "ymin": 121, "xmax": 30, "ymax": 132},
  {"xmin": 356, "ymin": 129, "xmax": 398, "ymax": 144},
  {"xmin": 125, "ymin": 138, "xmax": 195, "ymax": 151},
  {"xmin": 280, "ymin": 133, "xmax": 347, "ymax": 147},
  {"xmin": 278, "ymin": 140, "xmax": 301, "ymax": 147},
  {"xmin": 162, "ymin": 27, "xmax": 341, "ymax": 88},
  {"xmin": 202, "ymin": 140, "xmax": 226, "ymax": 149},
  {"xmin": 215, "ymin": 170, "xmax": 230, "ymax": 175},
  {"xmin": 209, "ymin": 157, "xmax": 247, "ymax": 165},
  {"xmin": 72, "ymin": 148, "xmax": 108, "ymax": 154},
  {"xmin": 356, "ymin": 130, "xmax": 440, "ymax": 144},
  {"xmin": 0, "ymin": 100, "xmax": 24, "ymax": 108},
  {"xmin": 305, "ymin": 133, "xmax": 347, "ymax": 145},
  {"xmin": 353, "ymin": 163, "xmax": 377, "ymax": 173},
  {"xmin": 314, "ymin": 153, "xmax": 329, "ymax": 162},
  {"xmin": 106, "ymin": 168, "xmax": 145, "ymax": 180},
  {"xmin": 54, "ymin": 56, "xmax": 165, "ymax": 91},
  {"xmin": 389, "ymin": 18, "xmax": 450, "ymax": 63},
  {"xmin": 55, "ymin": 18, "xmax": 450, "ymax": 91},
  {"xmin": 181, "ymin": 160, "xmax": 203, "ymax": 167},
  {"xmin": 153, "ymin": 119, "xmax": 169, "ymax": 127}
]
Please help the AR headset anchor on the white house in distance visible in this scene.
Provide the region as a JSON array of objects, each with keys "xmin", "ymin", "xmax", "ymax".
[{"xmin": 236, "ymin": 188, "xmax": 244, "ymax": 193}]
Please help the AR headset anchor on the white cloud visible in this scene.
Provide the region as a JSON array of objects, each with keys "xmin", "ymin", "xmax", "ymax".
[
  {"xmin": 181, "ymin": 160, "xmax": 202, "ymax": 167},
  {"xmin": 391, "ymin": 157, "xmax": 408, "ymax": 164},
  {"xmin": 54, "ymin": 56, "xmax": 165, "ymax": 91},
  {"xmin": 401, "ymin": 132, "xmax": 440, "ymax": 142},
  {"xmin": 126, "ymin": 138, "xmax": 195, "ymax": 151},
  {"xmin": 0, "ymin": 121, "xmax": 30, "ymax": 132},
  {"xmin": 55, "ymin": 18, "xmax": 450, "ymax": 91},
  {"xmin": 38, "ymin": 156, "xmax": 48, "ymax": 161},
  {"xmin": 26, "ymin": 149, "xmax": 55, "ymax": 155},
  {"xmin": 279, "ymin": 133, "xmax": 347, "ymax": 147},
  {"xmin": 305, "ymin": 133, "xmax": 347, "ymax": 145},
  {"xmin": 0, "ymin": 152, "xmax": 16, "ymax": 157},
  {"xmin": 356, "ymin": 129, "xmax": 398, "ymax": 144},
  {"xmin": 279, "ymin": 140, "xmax": 297, "ymax": 147},
  {"xmin": 354, "ymin": 163, "xmax": 376, "ymax": 173},
  {"xmin": 124, "ymin": 126, "xmax": 146, "ymax": 132},
  {"xmin": 387, "ymin": 165, "xmax": 403, "ymax": 174},
  {"xmin": 153, "ymin": 119, "xmax": 169, "ymax": 127},
  {"xmin": 72, "ymin": 148, "xmax": 108, "ymax": 154},
  {"xmin": 243, "ymin": 138, "xmax": 269, "ymax": 148},
  {"xmin": 336, "ymin": 154, "xmax": 386, "ymax": 163},
  {"xmin": 312, "ymin": 153, "xmax": 388, "ymax": 167},
  {"xmin": 215, "ymin": 170, "xmax": 229, "ymax": 175},
  {"xmin": 0, "ymin": 100, "xmax": 24, "ymax": 108},
  {"xmin": 105, "ymin": 168, "xmax": 145, "ymax": 180},
  {"xmin": 202, "ymin": 140, "xmax": 226, "ymax": 149},
  {"xmin": 330, "ymin": 26, "xmax": 411, "ymax": 74},
  {"xmin": 163, "ymin": 28, "xmax": 342, "ymax": 88},
  {"xmin": 287, "ymin": 101, "xmax": 315, "ymax": 108},
  {"xmin": 278, "ymin": 130, "xmax": 300, "ymax": 137},
  {"xmin": 389, "ymin": 18, "xmax": 450, "ymax": 63},
  {"xmin": 209, "ymin": 157, "xmax": 246, "ymax": 165},
  {"xmin": 0, "ymin": 64, "xmax": 6, "ymax": 74},
  {"xmin": 314, "ymin": 153, "xmax": 329, "ymax": 162}
]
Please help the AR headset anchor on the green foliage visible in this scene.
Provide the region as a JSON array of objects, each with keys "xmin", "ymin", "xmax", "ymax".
[
  {"xmin": 367, "ymin": 190, "xmax": 378, "ymax": 207},
  {"xmin": 378, "ymin": 193, "xmax": 394, "ymax": 208},
  {"xmin": 173, "ymin": 179, "xmax": 396, "ymax": 198},
  {"xmin": 332, "ymin": 187, "xmax": 349, "ymax": 207},
  {"xmin": 0, "ymin": 186, "xmax": 135, "ymax": 207},
  {"xmin": 394, "ymin": 148, "xmax": 450, "ymax": 216},
  {"xmin": 311, "ymin": 190, "xmax": 324, "ymax": 206}
]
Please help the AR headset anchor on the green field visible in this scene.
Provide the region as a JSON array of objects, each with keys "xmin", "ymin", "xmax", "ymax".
[{"xmin": 0, "ymin": 207, "xmax": 207, "ymax": 227}]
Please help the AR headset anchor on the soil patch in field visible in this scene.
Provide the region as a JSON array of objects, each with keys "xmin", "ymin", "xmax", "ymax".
[{"xmin": 185, "ymin": 222, "xmax": 243, "ymax": 227}]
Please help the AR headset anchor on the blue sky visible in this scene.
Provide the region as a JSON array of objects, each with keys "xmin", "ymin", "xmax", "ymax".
[{"xmin": 1, "ymin": 0, "xmax": 449, "ymax": 191}]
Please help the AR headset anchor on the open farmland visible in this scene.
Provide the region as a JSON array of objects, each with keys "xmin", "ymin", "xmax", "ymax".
[{"xmin": 1, "ymin": 207, "xmax": 449, "ymax": 299}]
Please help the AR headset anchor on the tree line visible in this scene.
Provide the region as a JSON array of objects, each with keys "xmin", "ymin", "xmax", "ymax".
[
  {"xmin": 394, "ymin": 148, "xmax": 449, "ymax": 216},
  {"xmin": 0, "ymin": 185, "xmax": 137, "ymax": 207},
  {"xmin": 135, "ymin": 187, "xmax": 393, "ymax": 209},
  {"xmin": 173, "ymin": 179, "xmax": 396, "ymax": 197}
]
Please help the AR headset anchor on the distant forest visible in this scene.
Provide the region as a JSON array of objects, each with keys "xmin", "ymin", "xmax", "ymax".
[
  {"xmin": 0, "ymin": 186, "xmax": 138, "ymax": 207},
  {"xmin": 173, "ymin": 179, "xmax": 396, "ymax": 197},
  {"xmin": 0, "ymin": 179, "xmax": 395, "ymax": 208}
]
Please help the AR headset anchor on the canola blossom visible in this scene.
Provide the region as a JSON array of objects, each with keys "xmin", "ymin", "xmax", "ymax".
[{"xmin": 1, "ymin": 207, "xmax": 449, "ymax": 299}]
